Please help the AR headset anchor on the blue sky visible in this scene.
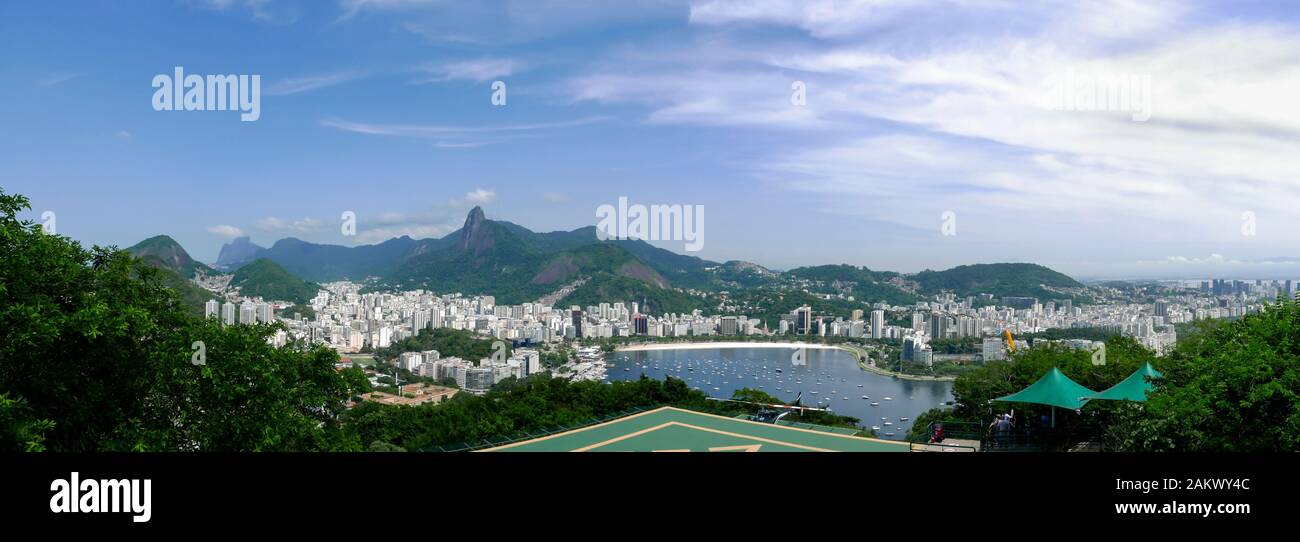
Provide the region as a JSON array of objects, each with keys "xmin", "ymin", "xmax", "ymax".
[{"xmin": 3, "ymin": 0, "xmax": 1300, "ymax": 279}]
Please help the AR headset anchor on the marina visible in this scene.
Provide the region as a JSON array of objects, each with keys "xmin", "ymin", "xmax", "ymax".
[{"xmin": 605, "ymin": 345, "xmax": 954, "ymax": 439}]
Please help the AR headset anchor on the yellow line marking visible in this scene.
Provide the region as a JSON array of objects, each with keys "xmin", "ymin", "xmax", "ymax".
[
  {"xmin": 571, "ymin": 422, "xmax": 676, "ymax": 452},
  {"xmin": 478, "ymin": 407, "xmax": 669, "ymax": 452},
  {"xmin": 664, "ymin": 422, "xmax": 834, "ymax": 452},
  {"xmin": 480, "ymin": 405, "xmax": 909, "ymax": 451},
  {"xmin": 577, "ymin": 421, "xmax": 836, "ymax": 452},
  {"xmin": 657, "ymin": 406, "xmax": 909, "ymax": 447},
  {"xmin": 709, "ymin": 444, "xmax": 762, "ymax": 452}
]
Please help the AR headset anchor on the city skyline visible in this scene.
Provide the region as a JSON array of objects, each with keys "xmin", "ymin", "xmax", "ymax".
[{"xmin": 4, "ymin": 1, "xmax": 1300, "ymax": 280}]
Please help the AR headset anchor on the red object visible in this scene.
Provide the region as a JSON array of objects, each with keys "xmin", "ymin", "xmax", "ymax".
[{"xmin": 931, "ymin": 423, "xmax": 945, "ymax": 443}]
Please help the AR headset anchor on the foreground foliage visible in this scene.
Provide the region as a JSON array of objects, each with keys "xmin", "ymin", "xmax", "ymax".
[{"xmin": 0, "ymin": 188, "xmax": 368, "ymax": 451}]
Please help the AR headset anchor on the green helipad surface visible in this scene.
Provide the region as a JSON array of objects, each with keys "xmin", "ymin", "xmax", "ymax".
[{"xmin": 482, "ymin": 406, "xmax": 909, "ymax": 452}]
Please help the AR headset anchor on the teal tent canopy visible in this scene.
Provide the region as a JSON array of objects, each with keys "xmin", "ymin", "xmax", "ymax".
[
  {"xmin": 994, "ymin": 367, "xmax": 1095, "ymax": 410},
  {"xmin": 1088, "ymin": 363, "xmax": 1163, "ymax": 402}
]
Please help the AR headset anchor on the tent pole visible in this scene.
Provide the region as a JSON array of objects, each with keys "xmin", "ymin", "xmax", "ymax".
[{"xmin": 1051, "ymin": 406, "xmax": 1056, "ymax": 428}]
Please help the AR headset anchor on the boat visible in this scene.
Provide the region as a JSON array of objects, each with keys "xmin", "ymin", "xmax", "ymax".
[
  {"xmin": 870, "ymin": 402, "xmax": 879, "ymax": 406},
  {"xmin": 883, "ymin": 422, "xmax": 893, "ymax": 426},
  {"xmin": 861, "ymin": 395, "xmax": 869, "ymax": 399},
  {"xmin": 871, "ymin": 426, "xmax": 881, "ymax": 431},
  {"xmin": 900, "ymin": 417, "xmax": 910, "ymax": 421},
  {"xmin": 883, "ymin": 396, "xmax": 894, "ymax": 401}
]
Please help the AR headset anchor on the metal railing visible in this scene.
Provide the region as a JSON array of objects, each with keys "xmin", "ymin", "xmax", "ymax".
[{"xmin": 910, "ymin": 420, "xmax": 1103, "ymax": 452}]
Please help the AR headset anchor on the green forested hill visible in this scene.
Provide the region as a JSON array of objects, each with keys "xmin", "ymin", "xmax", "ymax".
[
  {"xmin": 909, "ymin": 263, "xmax": 1082, "ymax": 299},
  {"xmin": 230, "ymin": 259, "xmax": 320, "ymax": 304}
]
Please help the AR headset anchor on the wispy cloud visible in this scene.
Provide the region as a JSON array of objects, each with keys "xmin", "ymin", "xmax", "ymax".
[
  {"xmin": 265, "ymin": 72, "xmax": 362, "ymax": 96},
  {"xmin": 419, "ymin": 58, "xmax": 519, "ymax": 83},
  {"xmin": 321, "ymin": 116, "xmax": 603, "ymax": 147},
  {"xmin": 35, "ymin": 73, "xmax": 81, "ymax": 88},
  {"xmin": 336, "ymin": 0, "xmax": 445, "ymax": 21},
  {"xmin": 321, "ymin": 116, "xmax": 606, "ymax": 136},
  {"xmin": 183, "ymin": 0, "xmax": 300, "ymax": 24}
]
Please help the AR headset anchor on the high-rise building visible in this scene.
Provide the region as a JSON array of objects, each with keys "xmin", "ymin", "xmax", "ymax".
[
  {"xmin": 410, "ymin": 310, "xmax": 429, "ymax": 333},
  {"xmin": 632, "ymin": 314, "xmax": 648, "ymax": 335},
  {"xmin": 571, "ymin": 306, "xmax": 584, "ymax": 338},
  {"xmin": 982, "ymin": 337, "xmax": 1007, "ymax": 362},
  {"xmin": 205, "ymin": 300, "xmax": 220, "ymax": 319},
  {"xmin": 928, "ymin": 313, "xmax": 949, "ymax": 340},
  {"xmin": 851, "ymin": 309, "xmax": 864, "ymax": 322},
  {"xmin": 222, "ymin": 302, "xmax": 236, "ymax": 326},
  {"xmin": 720, "ymin": 316, "xmax": 738, "ymax": 335},
  {"xmin": 239, "ymin": 302, "xmax": 256, "ymax": 325},
  {"xmin": 794, "ymin": 306, "xmax": 812, "ymax": 335},
  {"xmin": 870, "ymin": 310, "xmax": 884, "ymax": 339},
  {"xmin": 1154, "ymin": 301, "xmax": 1169, "ymax": 318},
  {"xmin": 465, "ymin": 367, "xmax": 495, "ymax": 392},
  {"xmin": 1001, "ymin": 297, "xmax": 1037, "ymax": 310}
]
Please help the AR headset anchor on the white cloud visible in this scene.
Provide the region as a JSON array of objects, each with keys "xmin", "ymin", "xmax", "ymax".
[
  {"xmin": 350, "ymin": 209, "xmax": 461, "ymax": 243},
  {"xmin": 450, "ymin": 188, "xmax": 496, "ymax": 207},
  {"xmin": 355, "ymin": 224, "xmax": 458, "ymax": 244},
  {"xmin": 206, "ymin": 224, "xmax": 246, "ymax": 238},
  {"xmin": 256, "ymin": 217, "xmax": 324, "ymax": 234},
  {"xmin": 558, "ymin": 0, "xmax": 1300, "ymax": 265}
]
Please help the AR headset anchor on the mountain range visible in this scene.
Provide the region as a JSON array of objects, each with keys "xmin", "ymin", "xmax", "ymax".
[{"xmin": 131, "ymin": 206, "xmax": 1085, "ymax": 316}]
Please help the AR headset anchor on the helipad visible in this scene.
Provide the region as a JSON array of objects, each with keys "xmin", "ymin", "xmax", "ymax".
[{"xmin": 481, "ymin": 406, "xmax": 909, "ymax": 452}]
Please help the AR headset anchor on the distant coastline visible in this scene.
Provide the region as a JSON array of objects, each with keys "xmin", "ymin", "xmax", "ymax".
[{"xmin": 615, "ymin": 341, "xmax": 838, "ymax": 352}]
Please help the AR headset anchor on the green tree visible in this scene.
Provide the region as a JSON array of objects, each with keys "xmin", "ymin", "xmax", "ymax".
[
  {"xmin": 0, "ymin": 392, "xmax": 55, "ymax": 452},
  {"xmin": 1110, "ymin": 298, "xmax": 1300, "ymax": 451}
]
